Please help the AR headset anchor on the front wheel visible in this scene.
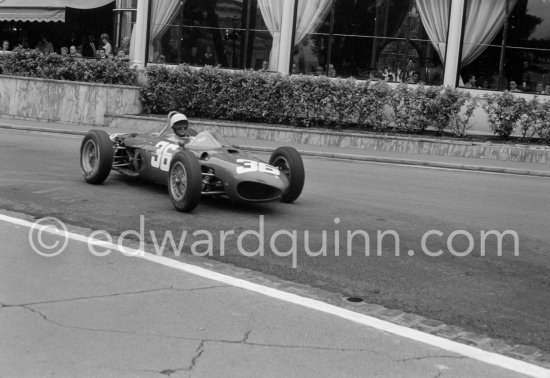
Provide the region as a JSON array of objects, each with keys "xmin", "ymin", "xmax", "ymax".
[
  {"xmin": 269, "ymin": 147, "xmax": 305, "ymax": 203},
  {"xmin": 168, "ymin": 151, "xmax": 202, "ymax": 212},
  {"xmin": 80, "ymin": 130, "xmax": 113, "ymax": 184}
]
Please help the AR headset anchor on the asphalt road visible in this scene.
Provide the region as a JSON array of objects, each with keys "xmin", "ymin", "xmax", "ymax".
[
  {"xmin": 1, "ymin": 129, "xmax": 549, "ymax": 352},
  {"xmin": 3, "ymin": 220, "xmax": 534, "ymax": 378}
]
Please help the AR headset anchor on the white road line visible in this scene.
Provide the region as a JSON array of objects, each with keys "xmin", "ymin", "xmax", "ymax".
[{"xmin": 1, "ymin": 212, "xmax": 548, "ymax": 378}]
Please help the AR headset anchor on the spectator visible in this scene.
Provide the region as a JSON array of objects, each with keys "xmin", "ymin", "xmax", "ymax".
[
  {"xmin": 82, "ymin": 35, "xmax": 96, "ymax": 58},
  {"xmin": 186, "ymin": 46, "xmax": 202, "ymax": 65},
  {"xmin": 69, "ymin": 45, "xmax": 81, "ymax": 57},
  {"xmin": 15, "ymin": 36, "xmax": 29, "ymax": 49},
  {"xmin": 66, "ymin": 32, "xmax": 78, "ymax": 51},
  {"xmin": 262, "ymin": 60, "xmax": 270, "ymax": 71},
  {"xmin": 96, "ymin": 48, "xmax": 106, "ymax": 59},
  {"xmin": 202, "ymin": 45, "xmax": 216, "ymax": 66},
  {"xmin": 36, "ymin": 35, "xmax": 54, "ymax": 54},
  {"xmin": 406, "ymin": 71, "xmax": 420, "ymax": 84},
  {"xmin": 0, "ymin": 40, "xmax": 9, "ymax": 52},
  {"xmin": 60, "ymin": 46, "xmax": 69, "ymax": 56},
  {"xmin": 544, "ymin": 84, "xmax": 550, "ymax": 95},
  {"xmin": 327, "ymin": 64, "xmax": 337, "ymax": 78},
  {"xmin": 421, "ymin": 57, "xmax": 443, "ymax": 85},
  {"xmin": 464, "ymin": 75, "xmax": 477, "ymax": 88},
  {"xmin": 535, "ymin": 82, "xmax": 545, "ymax": 94},
  {"xmin": 116, "ymin": 48, "xmax": 126, "ymax": 58},
  {"xmin": 509, "ymin": 80, "xmax": 522, "ymax": 92},
  {"xmin": 291, "ymin": 63, "xmax": 300, "ymax": 74},
  {"xmin": 314, "ymin": 65, "xmax": 325, "ymax": 76},
  {"xmin": 100, "ymin": 33, "xmax": 112, "ymax": 56},
  {"xmin": 121, "ymin": 36, "xmax": 131, "ymax": 55}
]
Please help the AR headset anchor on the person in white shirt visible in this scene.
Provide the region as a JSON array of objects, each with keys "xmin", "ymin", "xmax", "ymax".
[{"xmin": 100, "ymin": 33, "xmax": 112, "ymax": 56}]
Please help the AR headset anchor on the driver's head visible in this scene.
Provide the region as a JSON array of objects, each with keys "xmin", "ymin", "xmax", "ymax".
[{"xmin": 169, "ymin": 112, "xmax": 188, "ymax": 130}]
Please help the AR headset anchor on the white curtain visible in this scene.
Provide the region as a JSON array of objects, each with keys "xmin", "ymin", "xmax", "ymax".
[
  {"xmin": 415, "ymin": 0, "xmax": 517, "ymax": 67},
  {"xmin": 294, "ymin": 0, "xmax": 333, "ymax": 45},
  {"xmin": 258, "ymin": 0, "xmax": 332, "ymax": 71},
  {"xmin": 415, "ymin": 0, "xmax": 450, "ymax": 62},
  {"xmin": 258, "ymin": 0, "xmax": 284, "ymax": 71},
  {"xmin": 462, "ymin": 0, "xmax": 517, "ymax": 67},
  {"xmin": 148, "ymin": 0, "xmax": 183, "ymax": 61}
]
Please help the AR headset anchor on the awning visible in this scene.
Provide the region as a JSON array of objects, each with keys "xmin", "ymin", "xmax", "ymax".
[
  {"xmin": 0, "ymin": 7, "xmax": 65, "ymax": 22},
  {"xmin": 0, "ymin": 0, "xmax": 114, "ymax": 22}
]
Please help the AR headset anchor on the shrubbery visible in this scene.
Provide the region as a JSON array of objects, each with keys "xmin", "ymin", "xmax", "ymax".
[
  {"xmin": 0, "ymin": 48, "xmax": 137, "ymax": 86},
  {"xmin": 141, "ymin": 64, "xmax": 479, "ymax": 136},
  {"xmin": 1, "ymin": 53, "xmax": 549, "ymax": 143}
]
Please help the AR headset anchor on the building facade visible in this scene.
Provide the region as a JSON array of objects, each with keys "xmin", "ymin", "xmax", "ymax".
[{"xmin": 125, "ymin": 0, "xmax": 550, "ymax": 95}]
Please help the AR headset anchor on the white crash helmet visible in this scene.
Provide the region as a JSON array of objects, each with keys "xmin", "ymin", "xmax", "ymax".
[{"xmin": 169, "ymin": 112, "xmax": 188, "ymax": 128}]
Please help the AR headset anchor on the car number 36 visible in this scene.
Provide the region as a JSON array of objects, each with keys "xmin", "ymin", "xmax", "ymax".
[
  {"xmin": 236, "ymin": 159, "xmax": 280, "ymax": 176},
  {"xmin": 151, "ymin": 142, "xmax": 178, "ymax": 171}
]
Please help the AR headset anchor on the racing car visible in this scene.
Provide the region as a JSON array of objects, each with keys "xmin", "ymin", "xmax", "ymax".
[{"xmin": 79, "ymin": 112, "xmax": 305, "ymax": 212}]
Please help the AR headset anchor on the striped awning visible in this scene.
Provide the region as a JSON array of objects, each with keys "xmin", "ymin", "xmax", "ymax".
[
  {"xmin": 0, "ymin": 0, "xmax": 114, "ymax": 22},
  {"xmin": 0, "ymin": 7, "xmax": 64, "ymax": 22}
]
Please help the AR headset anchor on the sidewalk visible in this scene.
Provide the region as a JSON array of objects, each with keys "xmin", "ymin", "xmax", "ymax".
[
  {"xmin": 1, "ymin": 213, "xmax": 545, "ymax": 378},
  {"xmin": 1, "ymin": 117, "xmax": 550, "ymax": 177}
]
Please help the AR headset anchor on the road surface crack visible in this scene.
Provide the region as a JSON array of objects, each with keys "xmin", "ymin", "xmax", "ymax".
[
  {"xmin": 395, "ymin": 355, "xmax": 465, "ymax": 362},
  {"xmin": 16, "ymin": 306, "xmax": 382, "ymax": 355},
  {"xmin": 241, "ymin": 329, "xmax": 252, "ymax": 344},
  {"xmin": 1, "ymin": 285, "xmax": 227, "ymax": 307},
  {"xmin": 189, "ymin": 340, "xmax": 205, "ymax": 372}
]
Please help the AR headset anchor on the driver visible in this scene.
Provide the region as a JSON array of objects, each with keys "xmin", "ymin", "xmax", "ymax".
[{"xmin": 168, "ymin": 112, "xmax": 197, "ymax": 142}]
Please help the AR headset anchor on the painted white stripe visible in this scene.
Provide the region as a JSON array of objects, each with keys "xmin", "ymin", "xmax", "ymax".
[{"xmin": 1, "ymin": 212, "xmax": 548, "ymax": 378}]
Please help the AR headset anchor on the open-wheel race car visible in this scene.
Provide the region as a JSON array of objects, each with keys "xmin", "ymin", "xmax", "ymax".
[{"xmin": 80, "ymin": 112, "xmax": 305, "ymax": 212}]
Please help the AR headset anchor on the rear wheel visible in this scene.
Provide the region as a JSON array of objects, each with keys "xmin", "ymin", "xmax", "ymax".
[
  {"xmin": 80, "ymin": 130, "xmax": 113, "ymax": 184},
  {"xmin": 269, "ymin": 147, "xmax": 305, "ymax": 203},
  {"xmin": 168, "ymin": 151, "xmax": 202, "ymax": 212}
]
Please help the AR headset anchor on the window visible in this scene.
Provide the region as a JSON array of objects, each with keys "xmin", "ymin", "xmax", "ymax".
[
  {"xmin": 113, "ymin": 0, "xmax": 137, "ymax": 55},
  {"xmin": 148, "ymin": 0, "xmax": 275, "ymax": 68},
  {"xmin": 292, "ymin": 0, "xmax": 448, "ymax": 84},
  {"xmin": 459, "ymin": 0, "xmax": 550, "ymax": 94}
]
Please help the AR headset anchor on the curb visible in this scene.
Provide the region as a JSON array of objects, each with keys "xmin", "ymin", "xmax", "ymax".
[{"xmin": 3, "ymin": 123, "xmax": 550, "ymax": 178}]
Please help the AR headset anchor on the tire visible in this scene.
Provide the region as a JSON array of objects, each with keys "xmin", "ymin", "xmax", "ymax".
[
  {"xmin": 167, "ymin": 151, "xmax": 202, "ymax": 212},
  {"xmin": 269, "ymin": 147, "xmax": 305, "ymax": 203},
  {"xmin": 80, "ymin": 130, "xmax": 113, "ymax": 184}
]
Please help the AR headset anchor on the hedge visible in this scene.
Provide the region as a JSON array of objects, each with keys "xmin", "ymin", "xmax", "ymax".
[
  {"xmin": 141, "ymin": 64, "xmax": 550, "ymax": 143},
  {"xmin": 0, "ymin": 51, "xmax": 548, "ymax": 143},
  {"xmin": 0, "ymin": 48, "xmax": 137, "ymax": 86},
  {"xmin": 140, "ymin": 64, "xmax": 480, "ymax": 137}
]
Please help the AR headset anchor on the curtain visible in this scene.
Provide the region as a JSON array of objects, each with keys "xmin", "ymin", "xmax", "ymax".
[
  {"xmin": 294, "ymin": 0, "xmax": 333, "ymax": 45},
  {"xmin": 148, "ymin": 0, "xmax": 183, "ymax": 61},
  {"xmin": 415, "ymin": 0, "xmax": 450, "ymax": 62},
  {"xmin": 257, "ymin": 0, "xmax": 284, "ymax": 71},
  {"xmin": 415, "ymin": 0, "xmax": 517, "ymax": 67},
  {"xmin": 462, "ymin": 0, "xmax": 517, "ymax": 67},
  {"xmin": 258, "ymin": 0, "xmax": 332, "ymax": 71}
]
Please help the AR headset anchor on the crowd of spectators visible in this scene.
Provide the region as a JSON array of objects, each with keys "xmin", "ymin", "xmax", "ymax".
[
  {"xmin": 0, "ymin": 31, "xmax": 130, "ymax": 61},
  {"xmin": 462, "ymin": 59, "xmax": 550, "ymax": 95}
]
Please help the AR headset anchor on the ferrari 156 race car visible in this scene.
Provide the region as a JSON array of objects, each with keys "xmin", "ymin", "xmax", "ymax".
[{"xmin": 79, "ymin": 113, "xmax": 305, "ymax": 212}]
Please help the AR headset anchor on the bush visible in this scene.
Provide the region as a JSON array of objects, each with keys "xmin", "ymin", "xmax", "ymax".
[
  {"xmin": 388, "ymin": 84, "xmax": 477, "ymax": 134},
  {"xmin": 141, "ymin": 64, "xmax": 549, "ymax": 144},
  {"xmin": 518, "ymin": 97, "xmax": 550, "ymax": 143},
  {"xmin": 482, "ymin": 91, "xmax": 526, "ymax": 139},
  {"xmin": 141, "ymin": 64, "xmax": 395, "ymax": 130},
  {"xmin": 0, "ymin": 48, "xmax": 137, "ymax": 86}
]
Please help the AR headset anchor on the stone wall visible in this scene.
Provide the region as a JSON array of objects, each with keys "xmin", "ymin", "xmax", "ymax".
[
  {"xmin": 105, "ymin": 115, "xmax": 550, "ymax": 164},
  {"xmin": 0, "ymin": 75, "xmax": 142, "ymax": 126}
]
